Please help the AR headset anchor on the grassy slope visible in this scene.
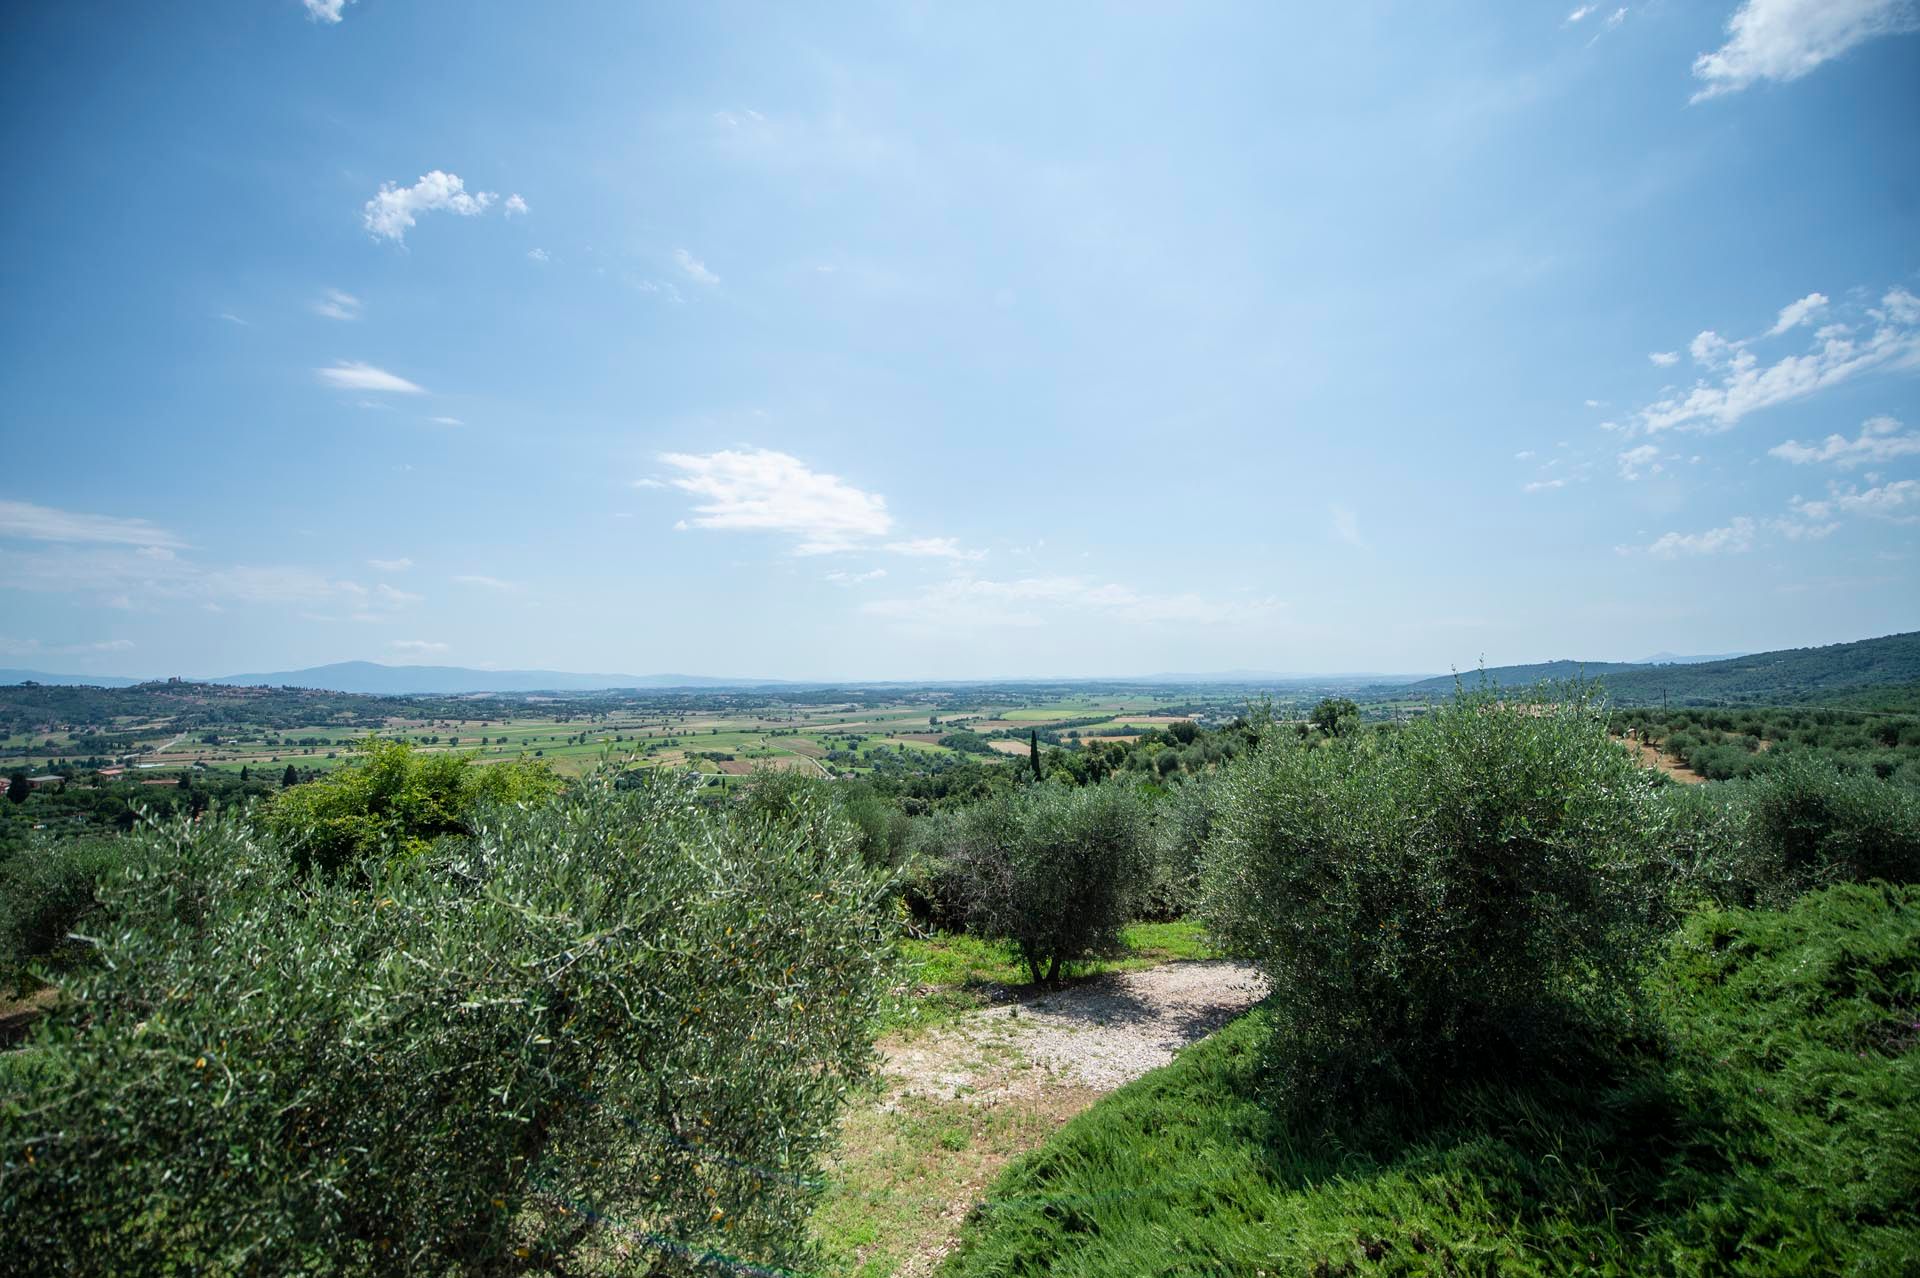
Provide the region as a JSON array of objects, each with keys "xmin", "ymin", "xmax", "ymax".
[
  {"xmin": 944, "ymin": 884, "xmax": 1920, "ymax": 1276},
  {"xmin": 887, "ymin": 922, "xmax": 1219, "ymax": 1031}
]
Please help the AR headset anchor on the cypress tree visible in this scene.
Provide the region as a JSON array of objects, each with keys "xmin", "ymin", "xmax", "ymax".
[
  {"xmin": 1030, "ymin": 730, "xmax": 1043, "ymax": 780},
  {"xmin": 282, "ymin": 764, "xmax": 299, "ymax": 788}
]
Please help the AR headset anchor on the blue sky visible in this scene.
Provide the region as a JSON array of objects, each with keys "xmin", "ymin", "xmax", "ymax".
[{"xmin": 2, "ymin": 0, "xmax": 1917, "ymax": 680}]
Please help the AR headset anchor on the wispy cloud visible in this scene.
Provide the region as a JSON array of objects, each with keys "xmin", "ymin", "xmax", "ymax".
[
  {"xmin": 527, "ymin": 248, "xmax": 550, "ymax": 264},
  {"xmin": 452, "ymin": 574, "xmax": 518, "ymax": 591},
  {"xmin": 1523, "ymin": 479, "xmax": 1567, "ymax": 493},
  {"xmin": 1644, "ymin": 516, "xmax": 1759, "ymax": 558},
  {"xmin": 317, "ymin": 361, "xmax": 425, "ymax": 394},
  {"xmin": 428, "ymin": 415, "xmax": 464, "ymax": 427},
  {"xmin": 363, "ymin": 171, "xmax": 497, "ymax": 243},
  {"xmin": 659, "ymin": 448, "xmax": 892, "ymax": 554},
  {"xmin": 1766, "ymin": 291, "xmax": 1828, "ymax": 336},
  {"xmin": 1770, "ymin": 415, "xmax": 1920, "ymax": 468},
  {"xmin": 1565, "ymin": 4, "xmax": 1597, "ymax": 23},
  {"xmin": 1692, "ymin": 0, "xmax": 1920, "ymax": 101},
  {"xmin": 0, "ymin": 499, "xmax": 186, "ymax": 549},
  {"xmin": 368, "ymin": 557, "xmax": 414, "ymax": 573},
  {"xmin": 825, "ymin": 568, "xmax": 887, "ymax": 586},
  {"xmin": 313, "ymin": 288, "xmax": 361, "ymax": 321},
  {"xmin": 1790, "ymin": 478, "xmax": 1920, "ymax": 523},
  {"xmin": 390, "ymin": 639, "xmax": 449, "ymax": 655},
  {"xmin": 885, "ymin": 537, "xmax": 985, "ymax": 561},
  {"xmin": 1649, "ymin": 350, "xmax": 1680, "ymax": 367},
  {"xmin": 302, "ymin": 0, "xmax": 352, "ymax": 23},
  {"xmin": 1635, "ymin": 287, "xmax": 1920, "ymax": 434},
  {"xmin": 1617, "ymin": 443, "xmax": 1663, "ymax": 480},
  {"xmin": 674, "ymin": 248, "xmax": 720, "ymax": 286},
  {"xmin": 504, "ymin": 194, "xmax": 528, "ymax": 217}
]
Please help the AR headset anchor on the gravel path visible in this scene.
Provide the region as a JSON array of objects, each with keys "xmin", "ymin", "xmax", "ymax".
[{"xmin": 881, "ymin": 960, "xmax": 1268, "ymax": 1104}]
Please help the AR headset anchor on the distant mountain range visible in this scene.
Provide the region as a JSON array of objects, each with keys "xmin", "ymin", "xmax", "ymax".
[{"xmin": 2, "ymin": 633, "xmax": 1914, "ymax": 702}]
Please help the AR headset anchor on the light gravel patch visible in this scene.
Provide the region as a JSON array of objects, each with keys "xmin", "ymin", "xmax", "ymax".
[{"xmin": 881, "ymin": 960, "xmax": 1267, "ymax": 1105}]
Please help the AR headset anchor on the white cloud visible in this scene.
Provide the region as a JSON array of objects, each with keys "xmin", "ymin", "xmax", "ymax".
[
  {"xmin": 825, "ymin": 569, "xmax": 887, "ymax": 585},
  {"xmin": 1617, "ymin": 443, "xmax": 1663, "ymax": 480},
  {"xmin": 368, "ymin": 557, "xmax": 413, "ymax": 573},
  {"xmin": 1692, "ymin": 0, "xmax": 1920, "ymax": 101},
  {"xmin": 1566, "ymin": 5, "xmax": 1597, "ymax": 22},
  {"xmin": 1604, "ymin": 7, "xmax": 1628, "ymax": 29},
  {"xmin": 504, "ymin": 194, "xmax": 528, "ymax": 217},
  {"xmin": 428, "ymin": 416, "xmax": 464, "ymax": 427},
  {"xmin": 313, "ymin": 288, "xmax": 361, "ymax": 321},
  {"xmin": 303, "ymin": 0, "xmax": 351, "ymax": 22},
  {"xmin": 1329, "ymin": 503, "xmax": 1365, "ymax": 548},
  {"xmin": 0, "ymin": 500, "xmax": 185, "ymax": 549},
  {"xmin": 374, "ymin": 583, "xmax": 421, "ymax": 606},
  {"xmin": 1649, "ymin": 350, "xmax": 1680, "ymax": 367},
  {"xmin": 390, "ymin": 640, "xmax": 450, "ymax": 655},
  {"xmin": 632, "ymin": 477, "xmax": 667, "ymax": 490},
  {"xmin": 1637, "ymin": 287, "xmax": 1920, "ymax": 433},
  {"xmin": 1766, "ymin": 291, "xmax": 1828, "ymax": 336},
  {"xmin": 453, "ymin": 574, "xmax": 518, "ymax": 591},
  {"xmin": 216, "ymin": 311, "xmax": 249, "ymax": 326},
  {"xmin": 1770, "ymin": 415, "xmax": 1920, "ymax": 467},
  {"xmin": 1791, "ymin": 479, "xmax": 1920, "ymax": 522},
  {"xmin": 864, "ymin": 575, "xmax": 1282, "ymax": 630},
  {"xmin": 658, "ymin": 448, "xmax": 891, "ymax": 554},
  {"xmin": 1646, "ymin": 516, "xmax": 1759, "ymax": 558},
  {"xmin": 1515, "ymin": 450, "xmax": 1536, "ymax": 460},
  {"xmin": 317, "ymin": 361, "xmax": 425, "ymax": 394},
  {"xmin": 885, "ymin": 537, "xmax": 985, "ymax": 561},
  {"xmin": 1523, "ymin": 479, "xmax": 1567, "ymax": 493},
  {"xmin": 674, "ymin": 248, "xmax": 720, "ymax": 286},
  {"xmin": 363, "ymin": 171, "xmax": 498, "ymax": 243},
  {"xmin": 527, "ymin": 248, "xmax": 550, "ymax": 263}
]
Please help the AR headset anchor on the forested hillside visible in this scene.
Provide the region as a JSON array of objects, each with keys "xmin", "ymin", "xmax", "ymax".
[{"xmin": 1392, "ymin": 631, "xmax": 1920, "ymax": 707}]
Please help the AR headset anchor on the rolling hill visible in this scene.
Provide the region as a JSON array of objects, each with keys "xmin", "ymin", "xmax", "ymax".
[{"xmin": 1389, "ymin": 631, "xmax": 1920, "ymax": 707}]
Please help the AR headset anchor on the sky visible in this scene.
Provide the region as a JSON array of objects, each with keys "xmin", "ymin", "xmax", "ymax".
[{"xmin": 1, "ymin": 0, "xmax": 1917, "ymax": 681}]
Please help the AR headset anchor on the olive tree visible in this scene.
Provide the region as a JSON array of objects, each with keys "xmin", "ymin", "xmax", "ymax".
[
  {"xmin": 1, "ymin": 769, "xmax": 895, "ymax": 1275},
  {"xmin": 958, "ymin": 781, "xmax": 1151, "ymax": 983}
]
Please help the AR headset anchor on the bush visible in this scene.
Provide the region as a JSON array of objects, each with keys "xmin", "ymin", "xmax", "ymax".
[
  {"xmin": 0, "ymin": 837, "xmax": 129, "ymax": 995},
  {"xmin": 956, "ymin": 781, "xmax": 1151, "ymax": 983},
  {"xmin": 258, "ymin": 738, "xmax": 560, "ymax": 874},
  {"xmin": 1201, "ymin": 690, "xmax": 1671, "ymax": 1113},
  {"xmin": 1139, "ymin": 775, "xmax": 1219, "ymax": 921},
  {"xmin": 1742, "ymin": 755, "xmax": 1920, "ymax": 887},
  {"xmin": 0, "ymin": 769, "xmax": 895, "ymax": 1275}
]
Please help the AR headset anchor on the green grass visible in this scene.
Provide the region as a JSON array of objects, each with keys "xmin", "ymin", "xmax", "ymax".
[
  {"xmin": 943, "ymin": 884, "xmax": 1920, "ymax": 1276},
  {"xmin": 887, "ymin": 921, "xmax": 1218, "ymax": 1031}
]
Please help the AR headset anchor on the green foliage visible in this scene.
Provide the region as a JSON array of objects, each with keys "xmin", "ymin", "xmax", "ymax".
[
  {"xmin": 1138, "ymin": 774, "xmax": 1219, "ymax": 921},
  {"xmin": 946, "ymin": 885, "xmax": 1920, "ymax": 1276},
  {"xmin": 954, "ymin": 782, "xmax": 1152, "ymax": 984},
  {"xmin": 1202, "ymin": 690, "xmax": 1671, "ymax": 1113},
  {"xmin": 259, "ymin": 738, "xmax": 560, "ymax": 873},
  {"xmin": 1309, "ymin": 696, "xmax": 1360, "ymax": 736},
  {"xmin": 738, "ymin": 769, "xmax": 911, "ymax": 875},
  {"xmin": 0, "ymin": 836, "xmax": 129, "ymax": 994},
  {"xmin": 0, "ymin": 769, "xmax": 896, "ymax": 1275}
]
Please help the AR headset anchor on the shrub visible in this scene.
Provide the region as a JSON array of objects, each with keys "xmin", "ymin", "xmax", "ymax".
[
  {"xmin": 1139, "ymin": 775, "xmax": 1219, "ymax": 921},
  {"xmin": 1741, "ymin": 755, "xmax": 1920, "ymax": 888},
  {"xmin": 1201, "ymin": 690, "xmax": 1671, "ymax": 1113},
  {"xmin": 0, "ymin": 836, "xmax": 129, "ymax": 995},
  {"xmin": 956, "ymin": 781, "xmax": 1151, "ymax": 983},
  {"xmin": 258, "ymin": 738, "xmax": 560, "ymax": 874},
  {"xmin": 0, "ymin": 769, "xmax": 895, "ymax": 1275}
]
